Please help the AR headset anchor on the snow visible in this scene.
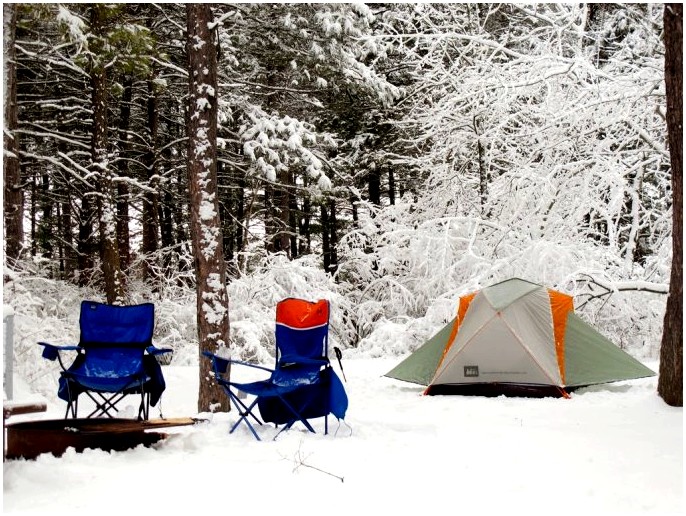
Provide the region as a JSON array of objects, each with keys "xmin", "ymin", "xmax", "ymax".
[
  {"xmin": 3, "ymin": 356, "xmax": 682, "ymax": 515},
  {"xmin": 55, "ymin": 6, "xmax": 87, "ymax": 50}
]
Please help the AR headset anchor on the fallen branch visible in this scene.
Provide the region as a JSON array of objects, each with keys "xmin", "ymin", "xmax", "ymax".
[{"xmin": 287, "ymin": 442, "xmax": 345, "ymax": 483}]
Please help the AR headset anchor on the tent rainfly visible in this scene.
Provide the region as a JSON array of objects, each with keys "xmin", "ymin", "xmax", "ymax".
[{"xmin": 385, "ymin": 278, "xmax": 655, "ymax": 398}]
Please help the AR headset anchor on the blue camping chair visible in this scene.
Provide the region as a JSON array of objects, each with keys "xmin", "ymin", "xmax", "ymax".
[
  {"xmin": 204, "ymin": 298, "xmax": 348, "ymax": 440},
  {"xmin": 39, "ymin": 301, "xmax": 172, "ymax": 420}
]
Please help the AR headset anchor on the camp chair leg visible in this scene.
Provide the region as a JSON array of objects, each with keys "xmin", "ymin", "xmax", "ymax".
[
  {"xmin": 228, "ymin": 391, "xmax": 263, "ymax": 426},
  {"xmin": 227, "ymin": 393, "xmax": 263, "ymax": 441},
  {"xmin": 270, "ymin": 395, "xmax": 315, "ymax": 441},
  {"xmin": 272, "ymin": 417, "xmax": 315, "ymax": 441},
  {"xmin": 66, "ymin": 397, "xmax": 78, "ymax": 419},
  {"xmin": 137, "ymin": 388, "xmax": 150, "ymax": 421},
  {"xmin": 64, "ymin": 381, "xmax": 78, "ymax": 418},
  {"xmin": 138, "ymin": 392, "xmax": 150, "ymax": 421},
  {"xmin": 84, "ymin": 391, "xmax": 125, "ymax": 418},
  {"xmin": 273, "ymin": 423, "xmax": 291, "ymax": 440},
  {"xmin": 76, "ymin": 377, "xmax": 149, "ymax": 419}
]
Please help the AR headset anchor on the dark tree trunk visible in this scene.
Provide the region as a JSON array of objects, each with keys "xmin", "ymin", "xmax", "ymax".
[
  {"xmin": 159, "ymin": 104, "xmax": 179, "ymax": 277},
  {"xmin": 187, "ymin": 3, "xmax": 231, "ymax": 413},
  {"xmin": 658, "ymin": 3, "xmax": 683, "ymax": 407},
  {"xmin": 219, "ymin": 162, "xmax": 234, "ymax": 265},
  {"xmin": 289, "ymin": 181, "xmax": 299, "ymax": 258},
  {"xmin": 93, "ymin": 68, "xmax": 125, "ymax": 303},
  {"xmin": 475, "ymin": 116, "xmax": 489, "ymax": 214},
  {"xmin": 321, "ymin": 203, "xmax": 331, "ymax": 273},
  {"xmin": 142, "ymin": 76, "xmax": 160, "ymax": 282},
  {"xmin": 368, "ymin": 165, "xmax": 381, "ymax": 206},
  {"xmin": 3, "ymin": 3, "xmax": 24, "ymax": 264},
  {"xmin": 160, "ymin": 191, "xmax": 174, "ymax": 249},
  {"xmin": 91, "ymin": 6, "xmax": 125, "ymax": 304},
  {"xmin": 264, "ymin": 183, "xmax": 275, "ymax": 253},
  {"xmin": 274, "ymin": 169, "xmax": 291, "ymax": 257},
  {"xmin": 77, "ymin": 194, "xmax": 96, "ymax": 286},
  {"xmin": 235, "ymin": 174, "xmax": 245, "ymax": 271},
  {"xmin": 59, "ymin": 186, "xmax": 74, "ymax": 279},
  {"xmin": 30, "ymin": 169, "xmax": 36, "ymax": 257},
  {"xmin": 321, "ymin": 197, "xmax": 338, "ymax": 275},
  {"xmin": 328, "ymin": 196, "xmax": 338, "ymax": 274},
  {"xmin": 38, "ymin": 171, "xmax": 52, "ymax": 259},
  {"xmin": 388, "ymin": 167, "xmax": 396, "ymax": 206},
  {"xmin": 299, "ymin": 189, "xmax": 311, "ymax": 256},
  {"xmin": 56, "ymin": 136, "xmax": 75, "ymax": 279},
  {"xmin": 116, "ymin": 76, "xmax": 133, "ymax": 272}
]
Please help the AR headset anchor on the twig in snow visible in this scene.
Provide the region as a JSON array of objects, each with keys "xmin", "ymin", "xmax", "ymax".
[{"xmin": 285, "ymin": 442, "xmax": 345, "ymax": 483}]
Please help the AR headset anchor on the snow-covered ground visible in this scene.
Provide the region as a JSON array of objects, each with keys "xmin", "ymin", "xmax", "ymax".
[{"xmin": 3, "ymin": 356, "xmax": 682, "ymax": 515}]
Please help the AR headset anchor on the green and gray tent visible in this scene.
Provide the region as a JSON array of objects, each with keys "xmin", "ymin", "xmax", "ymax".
[{"xmin": 385, "ymin": 278, "xmax": 655, "ymax": 397}]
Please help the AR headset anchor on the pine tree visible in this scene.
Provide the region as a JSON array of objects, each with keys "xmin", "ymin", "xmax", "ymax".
[
  {"xmin": 187, "ymin": 4, "xmax": 231, "ymax": 413},
  {"xmin": 3, "ymin": 3, "xmax": 24, "ymax": 264}
]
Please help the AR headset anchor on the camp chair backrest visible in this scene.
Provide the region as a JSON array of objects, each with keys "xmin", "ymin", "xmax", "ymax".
[
  {"xmin": 79, "ymin": 301, "xmax": 155, "ymax": 348},
  {"xmin": 274, "ymin": 298, "xmax": 329, "ymax": 362}
]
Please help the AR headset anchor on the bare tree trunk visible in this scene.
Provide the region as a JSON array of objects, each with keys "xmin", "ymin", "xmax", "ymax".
[
  {"xmin": 116, "ymin": 76, "xmax": 133, "ymax": 272},
  {"xmin": 289, "ymin": 180, "xmax": 299, "ymax": 259},
  {"xmin": 320, "ymin": 195, "xmax": 339, "ymax": 275},
  {"xmin": 90, "ymin": 5, "xmax": 125, "ymax": 304},
  {"xmin": 77, "ymin": 195, "xmax": 96, "ymax": 286},
  {"xmin": 55, "ymin": 135, "xmax": 75, "ymax": 280},
  {"xmin": 143, "ymin": 76, "xmax": 160, "ymax": 283},
  {"xmin": 59, "ymin": 185, "xmax": 74, "ymax": 279},
  {"xmin": 329, "ymin": 196, "xmax": 338, "ymax": 273},
  {"xmin": 368, "ymin": 164, "xmax": 381, "ymax": 206},
  {"xmin": 159, "ymin": 103, "xmax": 179, "ymax": 278},
  {"xmin": 275, "ymin": 169, "xmax": 291, "ymax": 256},
  {"xmin": 3, "ymin": 3, "xmax": 24, "ymax": 264},
  {"xmin": 321, "ymin": 203, "xmax": 331, "ymax": 273},
  {"xmin": 474, "ymin": 115, "xmax": 489, "ymax": 215},
  {"xmin": 92, "ymin": 64, "xmax": 125, "ymax": 304},
  {"xmin": 658, "ymin": 3, "xmax": 683, "ymax": 407},
  {"xmin": 187, "ymin": 3, "xmax": 231, "ymax": 413},
  {"xmin": 299, "ymin": 185, "xmax": 311, "ymax": 256},
  {"xmin": 388, "ymin": 167, "xmax": 396, "ymax": 206}
]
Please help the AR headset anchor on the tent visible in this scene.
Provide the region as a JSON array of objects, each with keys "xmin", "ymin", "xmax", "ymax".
[{"xmin": 385, "ymin": 278, "xmax": 655, "ymax": 397}]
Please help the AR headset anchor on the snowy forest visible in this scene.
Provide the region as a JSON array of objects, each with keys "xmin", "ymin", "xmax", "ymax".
[{"xmin": 3, "ymin": 4, "xmax": 682, "ymax": 408}]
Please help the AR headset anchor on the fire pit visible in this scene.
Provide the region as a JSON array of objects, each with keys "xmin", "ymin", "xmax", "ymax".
[{"xmin": 5, "ymin": 417, "xmax": 201, "ymax": 460}]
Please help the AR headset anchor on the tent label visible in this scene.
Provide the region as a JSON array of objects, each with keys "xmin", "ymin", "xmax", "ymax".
[{"xmin": 464, "ymin": 365, "xmax": 479, "ymax": 377}]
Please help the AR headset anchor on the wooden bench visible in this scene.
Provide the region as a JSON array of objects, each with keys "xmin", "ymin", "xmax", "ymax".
[{"xmin": 4, "ymin": 401, "xmax": 48, "ymax": 420}]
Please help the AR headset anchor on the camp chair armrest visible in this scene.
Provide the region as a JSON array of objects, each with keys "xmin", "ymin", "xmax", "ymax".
[
  {"xmin": 38, "ymin": 342, "xmax": 82, "ymax": 361},
  {"xmin": 146, "ymin": 345, "xmax": 173, "ymax": 356},
  {"xmin": 226, "ymin": 358, "xmax": 274, "ymax": 373},
  {"xmin": 203, "ymin": 351, "xmax": 274, "ymax": 376}
]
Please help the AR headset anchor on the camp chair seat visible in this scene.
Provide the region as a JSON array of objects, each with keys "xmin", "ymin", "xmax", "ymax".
[
  {"xmin": 39, "ymin": 301, "xmax": 172, "ymax": 420},
  {"xmin": 66, "ymin": 373, "xmax": 146, "ymax": 393}
]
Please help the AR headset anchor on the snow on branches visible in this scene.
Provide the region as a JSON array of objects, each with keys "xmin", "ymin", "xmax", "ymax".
[{"xmin": 240, "ymin": 107, "xmax": 334, "ymax": 191}]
